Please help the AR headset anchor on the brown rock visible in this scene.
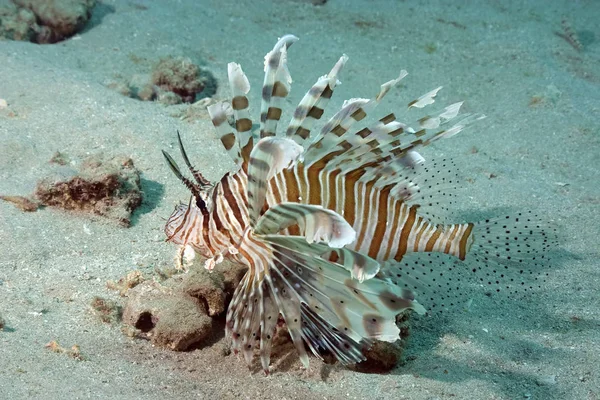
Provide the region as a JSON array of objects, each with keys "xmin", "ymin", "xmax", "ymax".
[
  {"xmin": 180, "ymin": 268, "xmax": 226, "ymax": 317},
  {"xmin": 354, "ymin": 341, "xmax": 401, "ymax": 373}
]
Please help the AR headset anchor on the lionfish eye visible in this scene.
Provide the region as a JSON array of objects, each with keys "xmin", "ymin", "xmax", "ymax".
[{"xmin": 196, "ymin": 196, "xmax": 209, "ymax": 215}]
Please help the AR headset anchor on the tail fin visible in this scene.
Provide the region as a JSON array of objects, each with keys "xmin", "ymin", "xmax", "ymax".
[
  {"xmin": 467, "ymin": 212, "xmax": 558, "ymax": 295},
  {"xmin": 381, "ymin": 212, "xmax": 558, "ymax": 313}
]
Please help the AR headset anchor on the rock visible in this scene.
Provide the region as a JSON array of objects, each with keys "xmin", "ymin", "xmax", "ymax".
[
  {"xmin": 354, "ymin": 341, "xmax": 402, "ymax": 373},
  {"xmin": 0, "ymin": 4, "xmax": 39, "ymax": 42},
  {"xmin": 537, "ymin": 375, "xmax": 557, "ymax": 386},
  {"xmin": 122, "ymin": 281, "xmax": 213, "ymax": 351},
  {"xmin": 180, "ymin": 268, "xmax": 227, "ymax": 317},
  {"xmin": 12, "ymin": 0, "xmax": 96, "ymax": 43}
]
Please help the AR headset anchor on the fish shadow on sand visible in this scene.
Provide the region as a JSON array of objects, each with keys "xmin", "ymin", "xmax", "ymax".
[
  {"xmin": 395, "ymin": 244, "xmax": 590, "ymax": 399},
  {"xmin": 129, "ymin": 178, "xmax": 164, "ymax": 227},
  {"xmin": 81, "ymin": 2, "xmax": 116, "ymax": 35}
]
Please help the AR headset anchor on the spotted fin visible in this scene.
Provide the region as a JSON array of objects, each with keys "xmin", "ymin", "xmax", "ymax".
[
  {"xmin": 265, "ymin": 234, "xmax": 425, "ymax": 344},
  {"xmin": 379, "ymin": 212, "xmax": 558, "ymax": 313},
  {"xmin": 226, "ymin": 232, "xmax": 425, "ymax": 372}
]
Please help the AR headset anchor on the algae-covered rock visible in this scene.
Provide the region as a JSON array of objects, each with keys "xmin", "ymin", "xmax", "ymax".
[
  {"xmin": 106, "ymin": 58, "xmax": 215, "ymax": 105},
  {"xmin": 34, "ymin": 153, "xmax": 143, "ymax": 227},
  {"xmin": 12, "ymin": 0, "xmax": 96, "ymax": 43},
  {"xmin": 0, "ymin": 4, "xmax": 41, "ymax": 42},
  {"xmin": 151, "ymin": 56, "xmax": 205, "ymax": 103}
]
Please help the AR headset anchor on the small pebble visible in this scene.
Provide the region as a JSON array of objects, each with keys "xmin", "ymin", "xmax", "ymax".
[{"xmin": 537, "ymin": 375, "xmax": 557, "ymax": 386}]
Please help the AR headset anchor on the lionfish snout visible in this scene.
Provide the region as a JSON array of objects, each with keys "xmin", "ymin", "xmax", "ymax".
[
  {"xmin": 164, "ymin": 201, "xmax": 213, "ymax": 258},
  {"xmin": 164, "ymin": 202, "xmax": 189, "ymax": 244}
]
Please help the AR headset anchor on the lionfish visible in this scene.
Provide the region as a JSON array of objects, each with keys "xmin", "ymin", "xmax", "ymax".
[{"xmin": 162, "ymin": 35, "xmax": 554, "ymax": 373}]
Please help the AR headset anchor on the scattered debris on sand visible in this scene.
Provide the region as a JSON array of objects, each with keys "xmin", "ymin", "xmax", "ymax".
[
  {"xmin": 106, "ymin": 270, "xmax": 146, "ymax": 296},
  {"xmin": 0, "ymin": 195, "xmax": 40, "ymax": 212},
  {"xmin": 45, "ymin": 340, "xmax": 86, "ymax": 361},
  {"xmin": 90, "ymin": 296, "xmax": 122, "ymax": 324}
]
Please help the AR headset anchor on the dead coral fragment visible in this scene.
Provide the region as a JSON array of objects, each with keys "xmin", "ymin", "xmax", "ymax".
[
  {"xmin": 34, "ymin": 154, "xmax": 143, "ymax": 227},
  {"xmin": 0, "ymin": 195, "xmax": 40, "ymax": 212}
]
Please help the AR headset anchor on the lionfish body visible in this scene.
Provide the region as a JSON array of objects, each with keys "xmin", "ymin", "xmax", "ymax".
[{"xmin": 163, "ymin": 35, "xmax": 554, "ymax": 373}]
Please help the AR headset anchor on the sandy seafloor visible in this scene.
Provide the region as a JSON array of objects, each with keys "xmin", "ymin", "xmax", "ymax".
[{"xmin": 1, "ymin": 0, "xmax": 599, "ymax": 399}]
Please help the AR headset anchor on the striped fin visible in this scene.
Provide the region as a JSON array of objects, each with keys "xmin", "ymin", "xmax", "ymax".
[
  {"xmin": 226, "ymin": 232, "xmax": 286, "ymax": 373},
  {"xmin": 303, "ymin": 71, "xmax": 407, "ymax": 166},
  {"xmin": 286, "ymin": 55, "xmax": 348, "ymax": 145},
  {"xmin": 326, "ymin": 101, "xmax": 470, "ymax": 175},
  {"xmin": 208, "ymin": 101, "xmax": 241, "ymax": 164},
  {"xmin": 228, "ymin": 62, "xmax": 254, "ymax": 164},
  {"xmin": 254, "ymin": 203, "xmax": 356, "ymax": 248},
  {"xmin": 247, "ymin": 137, "xmax": 303, "ymax": 226},
  {"xmin": 326, "ymin": 110, "xmax": 485, "ymax": 196},
  {"xmin": 260, "ymin": 34, "xmax": 298, "ymax": 138}
]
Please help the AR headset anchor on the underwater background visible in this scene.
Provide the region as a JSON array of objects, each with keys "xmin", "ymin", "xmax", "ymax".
[{"xmin": 0, "ymin": 0, "xmax": 598, "ymax": 399}]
